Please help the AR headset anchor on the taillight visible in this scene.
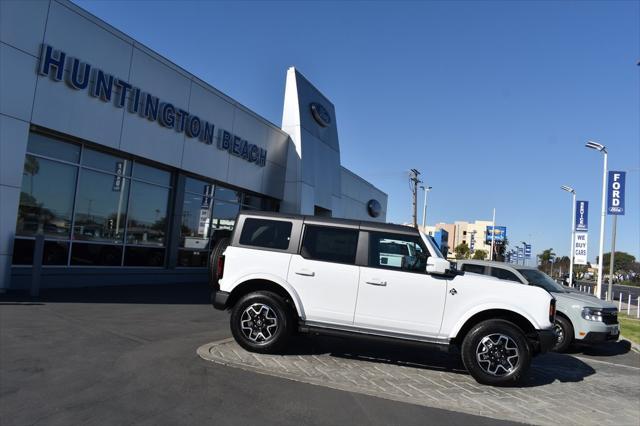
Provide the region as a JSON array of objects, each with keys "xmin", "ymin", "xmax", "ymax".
[
  {"xmin": 216, "ymin": 255, "xmax": 225, "ymax": 280},
  {"xmin": 549, "ymin": 298, "xmax": 556, "ymax": 323}
]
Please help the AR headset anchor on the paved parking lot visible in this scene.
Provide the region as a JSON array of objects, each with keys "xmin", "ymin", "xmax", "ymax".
[
  {"xmin": 2, "ymin": 284, "xmax": 639, "ymax": 426},
  {"xmin": 199, "ymin": 337, "xmax": 640, "ymax": 426}
]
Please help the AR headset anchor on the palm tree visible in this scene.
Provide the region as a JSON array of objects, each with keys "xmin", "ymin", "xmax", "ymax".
[{"xmin": 537, "ymin": 248, "xmax": 555, "ymax": 274}]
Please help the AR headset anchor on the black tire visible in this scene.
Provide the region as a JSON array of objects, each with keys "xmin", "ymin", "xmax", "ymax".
[
  {"xmin": 461, "ymin": 319, "xmax": 532, "ymax": 386},
  {"xmin": 552, "ymin": 315, "xmax": 574, "ymax": 353},
  {"xmin": 208, "ymin": 237, "xmax": 230, "ymax": 288},
  {"xmin": 230, "ymin": 291, "xmax": 292, "ymax": 354}
]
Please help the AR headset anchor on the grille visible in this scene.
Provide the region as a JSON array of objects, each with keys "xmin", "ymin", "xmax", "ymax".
[{"xmin": 602, "ymin": 309, "xmax": 618, "ymax": 325}]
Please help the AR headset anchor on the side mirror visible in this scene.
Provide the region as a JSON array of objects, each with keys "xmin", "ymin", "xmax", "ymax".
[{"xmin": 426, "ymin": 257, "xmax": 450, "ymax": 275}]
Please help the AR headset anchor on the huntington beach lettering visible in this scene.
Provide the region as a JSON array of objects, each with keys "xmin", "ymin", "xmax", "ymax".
[{"xmin": 37, "ymin": 44, "xmax": 267, "ymax": 167}]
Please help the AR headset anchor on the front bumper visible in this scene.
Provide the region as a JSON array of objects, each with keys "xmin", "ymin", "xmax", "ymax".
[
  {"xmin": 582, "ymin": 330, "xmax": 620, "ymax": 343},
  {"xmin": 211, "ymin": 290, "xmax": 230, "ymax": 310},
  {"xmin": 534, "ymin": 328, "xmax": 557, "ymax": 354}
]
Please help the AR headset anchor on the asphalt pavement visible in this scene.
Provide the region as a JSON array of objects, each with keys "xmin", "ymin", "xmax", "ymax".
[{"xmin": 1, "ymin": 284, "xmax": 523, "ymax": 426}]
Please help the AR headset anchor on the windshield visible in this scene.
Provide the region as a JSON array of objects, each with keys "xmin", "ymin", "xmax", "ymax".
[{"xmin": 517, "ymin": 269, "xmax": 567, "ymax": 293}]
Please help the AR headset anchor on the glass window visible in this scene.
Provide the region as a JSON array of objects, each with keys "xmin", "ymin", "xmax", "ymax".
[
  {"xmin": 180, "ymin": 191, "xmax": 213, "ymax": 250},
  {"xmin": 71, "ymin": 243, "xmax": 123, "ymax": 266},
  {"xmin": 301, "ymin": 226, "xmax": 358, "ymax": 264},
  {"xmin": 73, "ymin": 169, "xmax": 129, "ymax": 243},
  {"xmin": 124, "ymin": 246, "xmax": 165, "ymax": 267},
  {"xmin": 16, "ymin": 155, "xmax": 77, "ymax": 238},
  {"xmin": 490, "ymin": 267, "xmax": 521, "ymax": 282},
  {"xmin": 82, "ymin": 148, "xmax": 130, "ymax": 176},
  {"xmin": 26, "ymin": 133, "xmax": 80, "ymax": 163},
  {"xmin": 242, "ymin": 194, "xmax": 279, "ymax": 212},
  {"xmin": 517, "ymin": 269, "xmax": 567, "ymax": 293},
  {"xmin": 185, "ymin": 177, "xmax": 214, "ymax": 197},
  {"xmin": 369, "ymin": 232, "xmax": 428, "ymax": 272},
  {"xmin": 461, "ymin": 263, "xmax": 486, "ymax": 274},
  {"xmin": 210, "ymin": 201, "xmax": 239, "ymax": 231},
  {"xmin": 11, "ymin": 239, "xmax": 69, "ymax": 265},
  {"xmin": 240, "ymin": 219, "xmax": 292, "ymax": 250},
  {"xmin": 177, "ymin": 249, "xmax": 209, "ymax": 267},
  {"xmin": 126, "ymin": 181, "xmax": 169, "ymax": 246},
  {"xmin": 132, "ymin": 162, "xmax": 171, "ymax": 186},
  {"xmin": 214, "ymin": 186, "xmax": 241, "ymax": 203}
]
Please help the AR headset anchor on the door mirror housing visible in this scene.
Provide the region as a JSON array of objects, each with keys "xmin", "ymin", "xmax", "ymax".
[{"xmin": 426, "ymin": 257, "xmax": 450, "ymax": 275}]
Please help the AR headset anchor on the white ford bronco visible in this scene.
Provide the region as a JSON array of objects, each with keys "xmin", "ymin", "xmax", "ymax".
[{"xmin": 211, "ymin": 212, "xmax": 556, "ymax": 385}]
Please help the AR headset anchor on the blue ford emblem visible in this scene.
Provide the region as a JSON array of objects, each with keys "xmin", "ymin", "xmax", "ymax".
[{"xmin": 310, "ymin": 102, "xmax": 331, "ymax": 127}]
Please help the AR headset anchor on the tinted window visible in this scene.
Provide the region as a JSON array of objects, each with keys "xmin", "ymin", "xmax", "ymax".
[
  {"xmin": 517, "ymin": 269, "xmax": 567, "ymax": 293},
  {"xmin": 369, "ymin": 232, "xmax": 427, "ymax": 272},
  {"xmin": 82, "ymin": 149, "xmax": 130, "ymax": 176},
  {"xmin": 27, "ymin": 133, "xmax": 80, "ymax": 163},
  {"xmin": 301, "ymin": 226, "xmax": 358, "ymax": 264},
  {"xmin": 490, "ymin": 267, "xmax": 521, "ymax": 282},
  {"xmin": 462, "ymin": 264, "xmax": 486, "ymax": 274},
  {"xmin": 240, "ymin": 218, "xmax": 292, "ymax": 250},
  {"xmin": 132, "ymin": 162, "xmax": 171, "ymax": 186}
]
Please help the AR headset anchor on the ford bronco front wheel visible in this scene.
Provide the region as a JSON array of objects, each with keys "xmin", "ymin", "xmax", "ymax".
[
  {"xmin": 461, "ymin": 319, "xmax": 531, "ymax": 386},
  {"xmin": 230, "ymin": 291, "xmax": 293, "ymax": 354}
]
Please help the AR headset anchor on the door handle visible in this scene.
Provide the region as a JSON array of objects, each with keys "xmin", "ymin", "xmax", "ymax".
[
  {"xmin": 295, "ymin": 270, "xmax": 315, "ymax": 277},
  {"xmin": 366, "ymin": 280, "xmax": 387, "ymax": 286}
]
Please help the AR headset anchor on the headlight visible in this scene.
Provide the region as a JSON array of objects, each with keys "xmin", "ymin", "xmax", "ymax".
[{"xmin": 582, "ymin": 307, "xmax": 604, "ymax": 322}]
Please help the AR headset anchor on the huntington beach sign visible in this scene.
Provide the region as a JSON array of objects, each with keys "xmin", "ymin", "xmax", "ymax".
[{"xmin": 38, "ymin": 44, "xmax": 267, "ymax": 167}]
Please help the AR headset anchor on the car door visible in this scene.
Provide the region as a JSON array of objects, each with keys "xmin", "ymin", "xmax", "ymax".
[
  {"xmin": 287, "ymin": 224, "xmax": 360, "ymax": 326},
  {"xmin": 354, "ymin": 231, "xmax": 448, "ymax": 338}
]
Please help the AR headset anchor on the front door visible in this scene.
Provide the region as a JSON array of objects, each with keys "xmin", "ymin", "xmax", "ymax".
[
  {"xmin": 287, "ymin": 225, "xmax": 360, "ymax": 326},
  {"xmin": 354, "ymin": 232, "xmax": 448, "ymax": 338}
]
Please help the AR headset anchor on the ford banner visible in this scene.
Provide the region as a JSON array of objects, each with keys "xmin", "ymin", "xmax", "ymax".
[{"xmin": 607, "ymin": 171, "xmax": 626, "ymax": 215}]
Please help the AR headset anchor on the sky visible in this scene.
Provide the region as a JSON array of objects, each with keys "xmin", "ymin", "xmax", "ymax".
[{"xmin": 73, "ymin": 0, "xmax": 639, "ymax": 262}]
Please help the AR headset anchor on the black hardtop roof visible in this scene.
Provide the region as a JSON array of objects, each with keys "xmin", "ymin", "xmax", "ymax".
[{"xmin": 237, "ymin": 211, "xmax": 418, "ymax": 235}]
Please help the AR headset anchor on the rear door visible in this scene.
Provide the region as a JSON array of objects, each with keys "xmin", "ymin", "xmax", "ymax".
[{"xmin": 287, "ymin": 225, "xmax": 360, "ymax": 326}]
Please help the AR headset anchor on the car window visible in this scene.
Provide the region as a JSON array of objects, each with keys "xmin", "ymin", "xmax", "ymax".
[
  {"xmin": 301, "ymin": 225, "xmax": 358, "ymax": 264},
  {"xmin": 369, "ymin": 232, "xmax": 428, "ymax": 272},
  {"xmin": 490, "ymin": 267, "xmax": 521, "ymax": 282},
  {"xmin": 461, "ymin": 264, "xmax": 485, "ymax": 274},
  {"xmin": 517, "ymin": 269, "xmax": 567, "ymax": 293},
  {"xmin": 239, "ymin": 218, "xmax": 292, "ymax": 250}
]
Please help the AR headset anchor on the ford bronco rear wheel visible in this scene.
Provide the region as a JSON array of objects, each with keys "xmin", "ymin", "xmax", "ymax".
[
  {"xmin": 461, "ymin": 319, "xmax": 531, "ymax": 386},
  {"xmin": 230, "ymin": 291, "xmax": 292, "ymax": 353}
]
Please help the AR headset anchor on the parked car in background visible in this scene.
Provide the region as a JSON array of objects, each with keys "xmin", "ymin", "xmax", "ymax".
[
  {"xmin": 211, "ymin": 212, "xmax": 557, "ymax": 386},
  {"xmin": 456, "ymin": 260, "xmax": 619, "ymax": 352}
]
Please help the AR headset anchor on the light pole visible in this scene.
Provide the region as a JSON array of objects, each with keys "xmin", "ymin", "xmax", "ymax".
[
  {"xmin": 521, "ymin": 241, "xmax": 528, "ymax": 266},
  {"xmin": 561, "ymin": 185, "xmax": 576, "ymax": 287},
  {"xmin": 585, "ymin": 140, "xmax": 608, "ymax": 299},
  {"xmin": 420, "ymin": 185, "xmax": 432, "ymax": 230}
]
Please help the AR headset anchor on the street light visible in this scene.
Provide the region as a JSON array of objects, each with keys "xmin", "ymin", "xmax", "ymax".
[
  {"xmin": 561, "ymin": 185, "xmax": 576, "ymax": 287},
  {"xmin": 521, "ymin": 241, "xmax": 528, "ymax": 266},
  {"xmin": 585, "ymin": 140, "xmax": 608, "ymax": 299},
  {"xmin": 420, "ymin": 185, "xmax": 432, "ymax": 229}
]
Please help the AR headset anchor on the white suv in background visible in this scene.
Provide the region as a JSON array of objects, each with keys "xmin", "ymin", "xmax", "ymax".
[{"xmin": 211, "ymin": 212, "xmax": 557, "ymax": 386}]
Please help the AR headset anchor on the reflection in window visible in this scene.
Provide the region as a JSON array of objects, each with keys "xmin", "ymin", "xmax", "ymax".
[
  {"xmin": 74, "ymin": 169, "xmax": 129, "ymax": 243},
  {"xmin": 82, "ymin": 148, "xmax": 130, "ymax": 176},
  {"xmin": 27, "ymin": 133, "xmax": 80, "ymax": 163},
  {"xmin": 133, "ymin": 162, "xmax": 171, "ymax": 186},
  {"xmin": 369, "ymin": 233, "xmax": 428, "ymax": 272},
  {"xmin": 181, "ymin": 192, "xmax": 213, "ymax": 250},
  {"xmin": 214, "ymin": 186, "xmax": 241, "ymax": 203},
  {"xmin": 16, "ymin": 155, "xmax": 77, "ymax": 238},
  {"xmin": 211, "ymin": 201, "xmax": 239, "ymax": 231},
  {"xmin": 124, "ymin": 246, "xmax": 165, "ymax": 267},
  {"xmin": 11, "ymin": 238, "xmax": 69, "ymax": 265},
  {"xmin": 126, "ymin": 181, "xmax": 169, "ymax": 246}
]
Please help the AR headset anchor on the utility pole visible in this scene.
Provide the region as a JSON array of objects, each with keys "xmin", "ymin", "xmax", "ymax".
[{"xmin": 409, "ymin": 169, "xmax": 422, "ymax": 229}]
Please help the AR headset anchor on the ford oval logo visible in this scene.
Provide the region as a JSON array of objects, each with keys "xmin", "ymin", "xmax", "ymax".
[
  {"xmin": 367, "ymin": 199, "xmax": 382, "ymax": 218},
  {"xmin": 310, "ymin": 102, "xmax": 331, "ymax": 128}
]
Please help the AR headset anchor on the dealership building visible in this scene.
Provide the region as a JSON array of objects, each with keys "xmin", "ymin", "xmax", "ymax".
[{"xmin": 0, "ymin": 0, "xmax": 387, "ymax": 290}]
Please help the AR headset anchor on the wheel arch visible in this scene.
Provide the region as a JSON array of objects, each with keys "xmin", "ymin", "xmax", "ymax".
[
  {"xmin": 451, "ymin": 308, "xmax": 538, "ymax": 346},
  {"xmin": 226, "ymin": 276, "xmax": 305, "ymax": 319}
]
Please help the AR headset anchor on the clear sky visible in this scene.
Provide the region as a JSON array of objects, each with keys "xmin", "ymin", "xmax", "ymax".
[{"xmin": 73, "ymin": 0, "xmax": 639, "ymax": 262}]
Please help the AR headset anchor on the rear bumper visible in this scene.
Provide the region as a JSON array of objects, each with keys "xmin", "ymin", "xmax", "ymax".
[
  {"xmin": 211, "ymin": 290, "xmax": 230, "ymax": 310},
  {"xmin": 534, "ymin": 328, "xmax": 557, "ymax": 354}
]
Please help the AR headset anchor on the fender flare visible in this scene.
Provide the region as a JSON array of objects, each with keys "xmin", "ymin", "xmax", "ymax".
[
  {"xmin": 230, "ymin": 273, "xmax": 306, "ymax": 319},
  {"xmin": 448, "ymin": 303, "xmax": 542, "ymax": 339}
]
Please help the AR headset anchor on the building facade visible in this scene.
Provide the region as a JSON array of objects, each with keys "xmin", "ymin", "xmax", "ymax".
[
  {"xmin": 430, "ymin": 220, "xmax": 496, "ymax": 259},
  {"xmin": 0, "ymin": 0, "xmax": 387, "ymax": 290}
]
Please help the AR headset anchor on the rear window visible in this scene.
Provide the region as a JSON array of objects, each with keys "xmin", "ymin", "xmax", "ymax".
[
  {"xmin": 239, "ymin": 218, "xmax": 292, "ymax": 250},
  {"xmin": 301, "ymin": 225, "xmax": 358, "ymax": 264}
]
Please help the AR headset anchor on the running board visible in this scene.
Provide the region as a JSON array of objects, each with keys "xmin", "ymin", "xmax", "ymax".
[{"xmin": 298, "ymin": 321, "xmax": 453, "ymax": 353}]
